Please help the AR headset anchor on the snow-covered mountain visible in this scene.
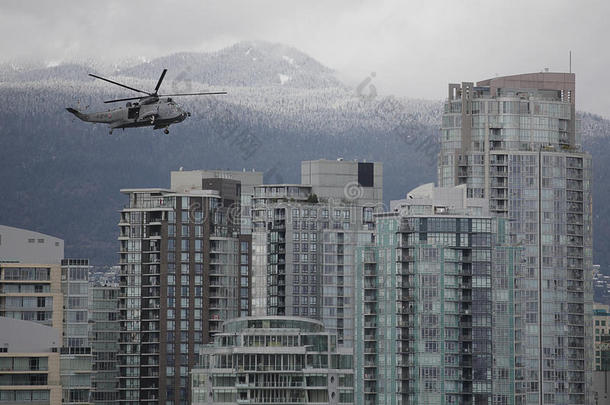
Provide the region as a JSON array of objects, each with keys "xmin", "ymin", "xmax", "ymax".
[{"xmin": 117, "ymin": 41, "xmax": 344, "ymax": 89}]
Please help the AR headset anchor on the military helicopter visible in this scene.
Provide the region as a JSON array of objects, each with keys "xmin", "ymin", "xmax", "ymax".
[{"xmin": 66, "ymin": 69, "xmax": 226, "ymax": 134}]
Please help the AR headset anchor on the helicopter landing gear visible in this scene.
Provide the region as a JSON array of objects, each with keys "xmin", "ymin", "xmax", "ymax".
[{"xmin": 164, "ymin": 127, "xmax": 170, "ymax": 135}]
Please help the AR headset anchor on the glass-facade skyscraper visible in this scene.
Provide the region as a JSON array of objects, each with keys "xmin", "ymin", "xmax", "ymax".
[
  {"xmin": 354, "ymin": 184, "xmax": 520, "ymax": 405},
  {"xmin": 438, "ymin": 72, "xmax": 593, "ymax": 405}
]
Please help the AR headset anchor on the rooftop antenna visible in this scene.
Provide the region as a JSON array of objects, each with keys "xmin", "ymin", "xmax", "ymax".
[{"xmin": 569, "ymin": 50, "xmax": 572, "ymax": 73}]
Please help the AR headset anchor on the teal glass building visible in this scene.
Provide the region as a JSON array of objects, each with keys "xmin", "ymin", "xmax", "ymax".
[{"xmin": 355, "ymin": 185, "xmax": 521, "ymax": 405}]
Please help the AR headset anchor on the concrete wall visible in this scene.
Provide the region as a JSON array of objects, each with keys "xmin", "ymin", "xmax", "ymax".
[
  {"xmin": 171, "ymin": 170, "xmax": 263, "ymax": 195},
  {"xmin": 301, "ymin": 159, "xmax": 383, "ymax": 204},
  {"xmin": 0, "ymin": 317, "xmax": 61, "ymax": 352},
  {"xmin": 0, "ymin": 225, "xmax": 63, "ymax": 264},
  {"xmin": 593, "ymin": 371, "xmax": 609, "ymax": 405}
]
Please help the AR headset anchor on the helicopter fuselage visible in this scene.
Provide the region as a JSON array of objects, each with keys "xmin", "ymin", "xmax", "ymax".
[{"xmin": 75, "ymin": 98, "xmax": 188, "ymax": 129}]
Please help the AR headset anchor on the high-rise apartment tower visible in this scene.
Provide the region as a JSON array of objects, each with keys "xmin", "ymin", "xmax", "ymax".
[{"xmin": 438, "ymin": 73, "xmax": 593, "ymax": 405}]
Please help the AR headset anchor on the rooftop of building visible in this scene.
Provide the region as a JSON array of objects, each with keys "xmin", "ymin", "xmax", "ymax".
[
  {"xmin": 476, "ymin": 71, "xmax": 575, "ymax": 92},
  {"xmin": 255, "ymin": 184, "xmax": 311, "ymax": 188},
  {"xmin": 595, "ymin": 303, "xmax": 610, "ymax": 316},
  {"xmin": 449, "ymin": 71, "xmax": 575, "ymax": 103},
  {"xmin": 120, "ymin": 188, "xmax": 221, "ymax": 197},
  {"xmin": 171, "ymin": 168, "xmax": 263, "ymax": 176},
  {"xmin": 119, "ymin": 187, "xmax": 170, "ymax": 194},
  {"xmin": 60, "ymin": 258, "xmax": 89, "ymax": 266},
  {"xmin": 0, "ymin": 225, "xmax": 64, "ymax": 265},
  {"xmin": 302, "ymin": 158, "xmax": 381, "ymax": 165},
  {"xmin": 390, "ymin": 183, "xmax": 489, "ymax": 217}
]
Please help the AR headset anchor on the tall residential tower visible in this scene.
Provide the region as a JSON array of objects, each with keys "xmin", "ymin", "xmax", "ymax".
[
  {"xmin": 438, "ymin": 73, "xmax": 593, "ymax": 405},
  {"xmin": 251, "ymin": 159, "xmax": 382, "ymax": 347},
  {"xmin": 117, "ymin": 176, "xmax": 252, "ymax": 405},
  {"xmin": 354, "ymin": 184, "xmax": 520, "ymax": 405}
]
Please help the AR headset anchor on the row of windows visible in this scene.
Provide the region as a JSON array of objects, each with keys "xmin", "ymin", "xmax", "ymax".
[
  {"xmin": 0, "ymin": 357, "xmax": 48, "ymax": 372},
  {"xmin": 0, "ymin": 390, "xmax": 50, "ymax": 401},
  {"xmin": 0, "ymin": 283, "xmax": 50, "ymax": 293},
  {"xmin": 1, "ymin": 267, "xmax": 50, "ymax": 281},
  {"xmin": 3, "ymin": 296, "xmax": 53, "ymax": 308},
  {"xmin": 289, "ymin": 284, "xmax": 318, "ymax": 295},
  {"xmin": 445, "ymin": 99, "xmax": 570, "ymax": 119},
  {"xmin": 292, "ymin": 221, "xmax": 353, "ymax": 230},
  {"xmin": 294, "ymin": 275, "xmax": 318, "ymax": 284},
  {"xmin": 1, "ymin": 310, "xmax": 53, "ymax": 322},
  {"xmin": 294, "ymin": 243, "xmax": 317, "ymax": 252},
  {"xmin": 167, "ymin": 275, "xmax": 204, "ymax": 285},
  {"xmin": 293, "ymin": 253, "xmax": 317, "ymax": 262},
  {"xmin": 293, "ymin": 232, "xmax": 318, "ymax": 241},
  {"xmin": 166, "ymin": 297, "xmax": 207, "ymax": 308},
  {"xmin": 0, "ymin": 374, "xmax": 48, "ymax": 385},
  {"xmin": 288, "ymin": 208, "xmax": 352, "ymax": 219},
  {"xmin": 294, "ymin": 264, "xmax": 317, "ymax": 273},
  {"xmin": 293, "ymin": 307, "xmax": 318, "ymax": 316}
]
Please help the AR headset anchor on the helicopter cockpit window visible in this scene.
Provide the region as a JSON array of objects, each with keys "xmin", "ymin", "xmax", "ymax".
[{"xmin": 127, "ymin": 106, "xmax": 140, "ymax": 119}]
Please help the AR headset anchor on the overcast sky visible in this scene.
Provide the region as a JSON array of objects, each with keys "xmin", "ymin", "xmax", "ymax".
[{"xmin": 1, "ymin": 0, "xmax": 609, "ymax": 116}]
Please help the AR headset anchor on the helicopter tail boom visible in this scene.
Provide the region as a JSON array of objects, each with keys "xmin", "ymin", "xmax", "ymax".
[{"xmin": 66, "ymin": 108, "xmax": 89, "ymax": 121}]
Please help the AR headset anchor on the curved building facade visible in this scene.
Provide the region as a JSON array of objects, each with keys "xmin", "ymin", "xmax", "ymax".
[{"xmin": 191, "ymin": 316, "xmax": 354, "ymax": 404}]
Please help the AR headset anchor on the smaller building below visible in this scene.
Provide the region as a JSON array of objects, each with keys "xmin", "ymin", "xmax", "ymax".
[
  {"xmin": 0, "ymin": 317, "xmax": 62, "ymax": 404},
  {"xmin": 594, "ymin": 303, "xmax": 610, "ymax": 371},
  {"xmin": 191, "ymin": 316, "xmax": 354, "ymax": 404}
]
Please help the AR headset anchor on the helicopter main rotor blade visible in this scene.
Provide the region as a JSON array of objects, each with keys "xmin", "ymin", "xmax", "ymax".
[
  {"xmin": 154, "ymin": 69, "xmax": 168, "ymax": 94},
  {"xmin": 103, "ymin": 96, "xmax": 146, "ymax": 104},
  {"xmin": 159, "ymin": 91, "xmax": 228, "ymax": 97},
  {"xmin": 89, "ymin": 74, "xmax": 151, "ymax": 96},
  {"xmin": 104, "ymin": 91, "xmax": 226, "ymax": 103}
]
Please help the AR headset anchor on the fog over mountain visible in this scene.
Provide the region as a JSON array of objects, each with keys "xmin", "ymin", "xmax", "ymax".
[{"xmin": 0, "ymin": 41, "xmax": 609, "ymax": 278}]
